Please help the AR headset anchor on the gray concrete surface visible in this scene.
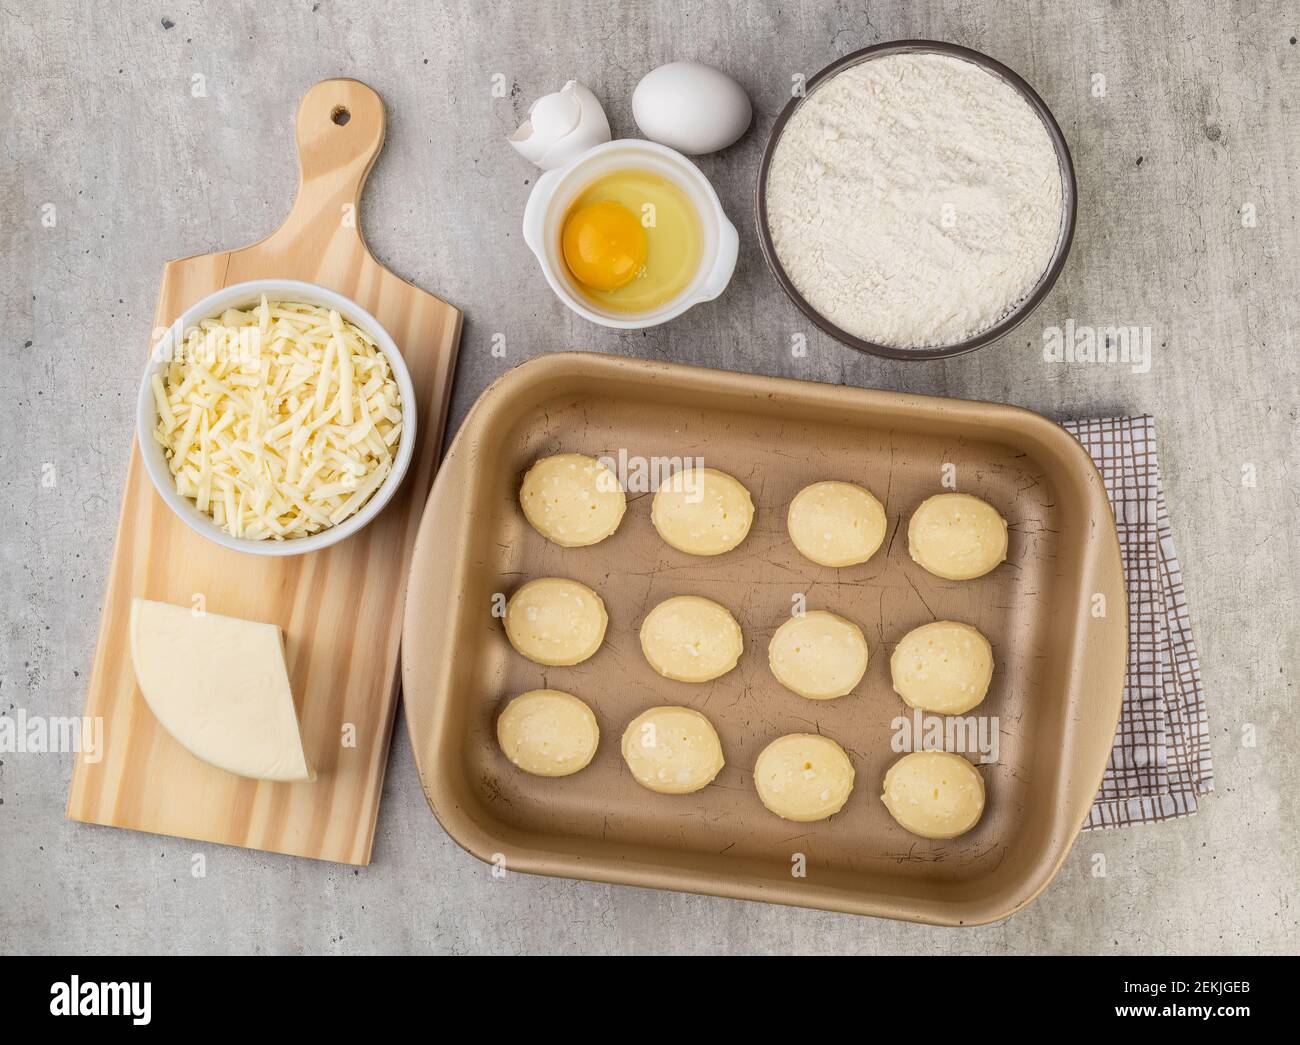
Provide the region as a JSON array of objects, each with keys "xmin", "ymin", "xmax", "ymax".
[{"xmin": 2, "ymin": 0, "xmax": 1297, "ymax": 955}]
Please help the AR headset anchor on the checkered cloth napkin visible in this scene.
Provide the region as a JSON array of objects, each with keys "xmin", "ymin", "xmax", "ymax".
[{"xmin": 1063, "ymin": 416, "xmax": 1214, "ymax": 829}]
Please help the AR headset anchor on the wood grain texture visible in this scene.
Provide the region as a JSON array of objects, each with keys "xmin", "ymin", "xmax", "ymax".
[{"xmin": 65, "ymin": 79, "xmax": 462, "ymax": 864}]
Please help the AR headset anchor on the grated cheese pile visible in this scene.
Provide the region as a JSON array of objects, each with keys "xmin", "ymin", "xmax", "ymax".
[{"xmin": 151, "ymin": 297, "xmax": 403, "ymax": 540}]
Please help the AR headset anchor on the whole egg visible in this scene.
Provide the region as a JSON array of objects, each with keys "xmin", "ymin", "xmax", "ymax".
[{"xmin": 632, "ymin": 61, "xmax": 752, "ymax": 155}]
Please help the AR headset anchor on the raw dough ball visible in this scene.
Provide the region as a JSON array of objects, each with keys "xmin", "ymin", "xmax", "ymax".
[
  {"xmin": 640, "ymin": 595, "xmax": 743, "ymax": 683},
  {"xmin": 881, "ymin": 750, "xmax": 986, "ymax": 839},
  {"xmin": 621, "ymin": 706, "xmax": 725, "ymax": 794},
  {"xmin": 768, "ymin": 610, "xmax": 869, "ymax": 700},
  {"xmin": 496, "ymin": 689, "xmax": 599, "ymax": 777},
  {"xmin": 651, "ymin": 467, "xmax": 754, "ymax": 556},
  {"xmin": 504, "ymin": 577, "xmax": 608, "ymax": 666},
  {"xmin": 753, "ymin": 733, "xmax": 855, "ymax": 822},
  {"xmin": 891, "ymin": 621, "xmax": 994, "ymax": 714},
  {"xmin": 519, "ymin": 453, "xmax": 626, "ymax": 547},
  {"xmin": 787, "ymin": 480, "xmax": 887, "ymax": 567},
  {"xmin": 907, "ymin": 493, "xmax": 1008, "ymax": 580}
]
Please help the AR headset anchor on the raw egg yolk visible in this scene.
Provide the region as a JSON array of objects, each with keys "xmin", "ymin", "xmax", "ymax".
[{"xmin": 562, "ymin": 201, "xmax": 647, "ymax": 291}]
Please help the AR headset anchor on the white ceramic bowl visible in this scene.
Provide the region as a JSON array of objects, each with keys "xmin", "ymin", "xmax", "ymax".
[
  {"xmin": 136, "ymin": 278, "xmax": 417, "ymax": 557},
  {"xmin": 522, "ymin": 139, "xmax": 739, "ymax": 329}
]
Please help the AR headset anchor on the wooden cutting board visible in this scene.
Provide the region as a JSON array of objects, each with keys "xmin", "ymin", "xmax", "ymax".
[{"xmin": 66, "ymin": 79, "xmax": 462, "ymax": 864}]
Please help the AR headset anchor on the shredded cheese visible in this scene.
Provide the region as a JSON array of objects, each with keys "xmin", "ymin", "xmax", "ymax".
[{"xmin": 153, "ymin": 297, "xmax": 403, "ymax": 541}]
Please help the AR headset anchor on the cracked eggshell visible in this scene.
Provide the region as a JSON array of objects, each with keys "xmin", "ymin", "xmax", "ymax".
[
  {"xmin": 509, "ymin": 80, "xmax": 612, "ymax": 170},
  {"xmin": 632, "ymin": 61, "xmax": 752, "ymax": 155}
]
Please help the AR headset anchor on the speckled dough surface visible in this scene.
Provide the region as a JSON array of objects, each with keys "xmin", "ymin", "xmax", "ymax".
[
  {"xmin": 768, "ymin": 610, "xmax": 869, "ymax": 699},
  {"xmin": 786, "ymin": 480, "xmax": 887, "ymax": 567},
  {"xmin": 640, "ymin": 595, "xmax": 743, "ymax": 683},
  {"xmin": 651, "ymin": 466, "xmax": 754, "ymax": 556},
  {"xmin": 621, "ymin": 706, "xmax": 725, "ymax": 794},
  {"xmin": 890, "ymin": 620, "xmax": 994, "ymax": 714},
  {"xmin": 504, "ymin": 577, "xmax": 608, "ymax": 666},
  {"xmin": 753, "ymin": 733, "xmax": 856, "ymax": 822},
  {"xmin": 907, "ymin": 493, "xmax": 1008, "ymax": 580},
  {"xmin": 496, "ymin": 689, "xmax": 600, "ymax": 776},
  {"xmin": 519, "ymin": 453, "xmax": 627, "ymax": 547},
  {"xmin": 881, "ymin": 750, "xmax": 986, "ymax": 839}
]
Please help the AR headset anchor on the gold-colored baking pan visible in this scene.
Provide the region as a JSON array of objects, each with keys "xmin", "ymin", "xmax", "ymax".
[{"xmin": 402, "ymin": 352, "xmax": 1125, "ymax": 925}]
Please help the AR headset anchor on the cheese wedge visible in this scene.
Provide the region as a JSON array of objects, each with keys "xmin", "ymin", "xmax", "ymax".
[{"xmin": 129, "ymin": 598, "xmax": 315, "ymax": 782}]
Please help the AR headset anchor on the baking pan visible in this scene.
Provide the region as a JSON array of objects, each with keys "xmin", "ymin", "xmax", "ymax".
[
  {"xmin": 756, "ymin": 40, "xmax": 1078, "ymax": 361},
  {"xmin": 402, "ymin": 353, "xmax": 1125, "ymax": 924}
]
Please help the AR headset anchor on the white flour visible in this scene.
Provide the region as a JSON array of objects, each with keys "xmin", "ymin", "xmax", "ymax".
[{"xmin": 765, "ymin": 53, "xmax": 1064, "ymax": 350}]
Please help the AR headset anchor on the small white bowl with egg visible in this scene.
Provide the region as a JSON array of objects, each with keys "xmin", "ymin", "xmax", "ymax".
[
  {"xmin": 136, "ymin": 279, "xmax": 417, "ymax": 557},
  {"xmin": 522, "ymin": 139, "xmax": 739, "ymax": 330}
]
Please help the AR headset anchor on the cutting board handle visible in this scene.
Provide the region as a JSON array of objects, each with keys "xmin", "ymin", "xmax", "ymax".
[{"xmin": 267, "ymin": 79, "xmax": 386, "ymax": 252}]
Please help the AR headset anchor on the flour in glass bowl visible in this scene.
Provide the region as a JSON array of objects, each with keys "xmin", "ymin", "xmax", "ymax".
[{"xmin": 765, "ymin": 52, "xmax": 1065, "ymax": 350}]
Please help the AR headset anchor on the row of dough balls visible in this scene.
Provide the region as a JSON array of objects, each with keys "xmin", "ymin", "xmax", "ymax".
[
  {"xmin": 519, "ymin": 453, "xmax": 1009, "ymax": 579},
  {"xmin": 497, "ymin": 692, "xmax": 984, "ymax": 839},
  {"xmin": 505, "ymin": 579, "xmax": 994, "ymax": 715},
  {"xmin": 499, "ymin": 581, "xmax": 991, "ymax": 837}
]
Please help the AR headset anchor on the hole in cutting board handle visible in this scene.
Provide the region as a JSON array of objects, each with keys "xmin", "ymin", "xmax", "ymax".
[{"xmin": 331, "ymin": 106, "xmax": 351, "ymax": 126}]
